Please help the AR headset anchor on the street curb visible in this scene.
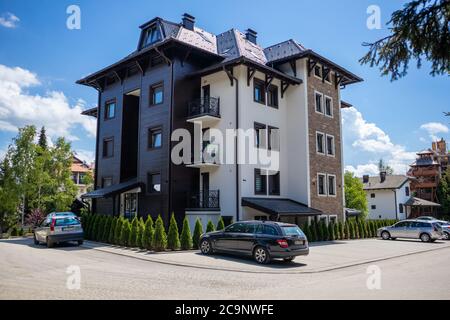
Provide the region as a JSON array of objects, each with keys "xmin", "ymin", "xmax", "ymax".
[{"xmin": 82, "ymin": 241, "xmax": 450, "ymax": 275}]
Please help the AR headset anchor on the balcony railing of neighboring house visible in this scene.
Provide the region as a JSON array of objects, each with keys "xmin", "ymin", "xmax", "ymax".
[
  {"xmin": 188, "ymin": 97, "xmax": 220, "ymax": 119},
  {"xmin": 186, "ymin": 190, "xmax": 220, "ymax": 210}
]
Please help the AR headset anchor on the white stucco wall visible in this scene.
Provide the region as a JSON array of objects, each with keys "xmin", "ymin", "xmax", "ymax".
[{"xmin": 366, "ymin": 181, "xmax": 410, "ymax": 220}]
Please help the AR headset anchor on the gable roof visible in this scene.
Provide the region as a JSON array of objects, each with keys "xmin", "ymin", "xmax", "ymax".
[
  {"xmin": 404, "ymin": 197, "xmax": 441, "ymax": 207},
  {"xmin": 362, "ymin": 175, "xmax": 409, "ymax": 191}
]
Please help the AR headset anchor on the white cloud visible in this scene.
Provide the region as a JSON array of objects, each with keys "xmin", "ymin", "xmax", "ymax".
[
  {"xmin": 0, "ymin": 12, "xmax": 19, "ymax": 28},
  {"xmin": 342, "ymin": 107, "xmax": 416, "ymax": 176},
  {"xmin": 0, "ymin": 64, "xmax": 96, "ymax": 141},
  {"xmin": 420, "ymin": 122, "xmax": 449, "ymax": 141}
]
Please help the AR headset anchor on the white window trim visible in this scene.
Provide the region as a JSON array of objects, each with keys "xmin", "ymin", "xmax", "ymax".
[
  {"xmin": 317, "ymin": 173, "xmax": 327, "ymax": 197},
  {"xmin": 324, "ymin": 95, "xmax": 334, "ymax": 118},
  {"xmin": 326, "ymin": 134, "xmax": 335, "ymax": 157},
  {"xmin": 314, "ymin": 91, "xmax": 324, "ymax": 115},
  {"xmin": 324, "ymin": 70, "xmax": 333, "ymax": 85},
  {"xmin": 313, "ymin": 64, "xmax": 322, "ymax": 80},
  {"xmin": 327, "ymin": 174, "xmax": 337, "ymax": 197},
  {"xmin": 316, "ymin": 131, "xmax": 325, "ymax": 155}
]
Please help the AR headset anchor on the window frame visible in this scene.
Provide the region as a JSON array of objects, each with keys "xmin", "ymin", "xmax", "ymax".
[
  {"xmin": 254, "ymin": 122, "xmax": 267, "ymax": 149},
  {"xmin": 314, "ymin": 65, "xmax": 322, "ymax": 79},
  {"xmin": 268, "ymin": 171, "xmax": 280, "ymax": 196},
  {"xmin": 148, "ymin": 126, "xmax": 163, "ymax": 150},
  {"xmin": 141, "ymin": 23, "xmax": 162, "ymax": 49},
  {"xmin": 267, "ymin": 84, "xmax": 279, "ymax": 108},
  {"xmin": 102, "ymin": 137, "xmax": 114, "ymax": 158},
  {"xmin": 149, "ymin": 82, "xmax": 164, "ymax": 106},
  {"xmin": 104, "ymin": 99, "xmax": 116, "ymax": 120},
  {"xmin": 253, "ymin": 78, "xmax": 266, "ymax": 105},
  {"xmin": 147, "ymin": 172, "xmax": 162, "ymax": 194},
  {"xmin": 315, "ymin": 91, "xmax": 324, "ymax": 114},
  {"xmin": 316, "ymin": 131, "xmax": 325, "ymax": 155},
  {"xmin": 317, "ymin": 173, "xmax": 327, "ymax": 197},
  {"xmin": 102, "ymin": 176, "xmax": 113, "ymax": 188},
  {"xmin": 324, "ymin": 95, "xmax": 333, "ymax": 117},
  {"xmin": 326, "ymin": 134, "xmax": 335, "ymax": 157},
  {"xmin": 327, "ymin": 174, "xmax": 337, "ymax": 197},
  {"xmin": 254, "ymin": 168, "xmax": 267, "ymax": 195},
  {"xmin": 268, "ymin": 126, "xmax": 279, "ymax": 151}
]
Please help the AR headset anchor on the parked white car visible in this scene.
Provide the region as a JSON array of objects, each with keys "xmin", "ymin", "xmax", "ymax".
[{"xmin": 34, "ymin": 215, "xmax": 84, "ymax": 248}]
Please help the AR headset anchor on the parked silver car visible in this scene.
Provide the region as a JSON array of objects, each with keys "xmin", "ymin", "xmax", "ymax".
[
  {"xmin": 377, "ymin": 219, "xmax": 442, "ymax": 242},
  {"xmin": 34, "ymin": 215, "xmax": 84, "ymax": 248},
  {"xmin": 435, "ymin": 222, "xmax": 450, "ymax": 240}
]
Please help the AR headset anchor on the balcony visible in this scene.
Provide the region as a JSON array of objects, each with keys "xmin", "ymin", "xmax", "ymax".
[
  {"xmin": 186, "ymin": 190, "xmax": 220, "ymax": 211},
  {"xmin": 186, "ymin": 143, "xmax": 220, "ymax": 169},
  {"xmin": 187, "ymin": 97, "xmax": 220, "ymax": 125}
]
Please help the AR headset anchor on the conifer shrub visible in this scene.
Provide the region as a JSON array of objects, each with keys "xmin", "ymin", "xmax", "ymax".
[
  {"xmin": 114, "ymin": 217, "xmax": 124, "ymax": 245},
  {"xmin": 120, "ymin": 219, "xmax": 131, "ymax": 247},
  {"xmin": 129, "ymin": 217, "xmax": 139, "ymax": 247},
  {"xmin": 206, "ymin": 220, "xmax": 215, "ymax": 233},
  {"xmin": 328, "ymin": 222, "xmax": 335, "ymax": 241},
  {"xmin": 180, "ymin": 217, "xmax": 193, "ymax": 250},
  {"xmin": 302, "ymin": 222, "xmax": 310, "ymax": 241},
  {"xmin": 334, "ymin": 222, "xmax": 340, "ymax": 240},
  {"xmin": 167, "ymin": 213, "xmax": 181, "ymax": 250},
  {"xmin": 142, "ymin": 215, "xmax": 154, "ymax": 250},
  {"xmin": 192, "ymin": 218, "xmax": 203, "ymax": 249},
  {"xmin": 108, "ymin": 217, "xmax": 117, "ymax": 244},
  {"xmin": 152, "ymin": 215, "xmax": 167, "ymax": 251},
  {"xmin": 216, "ymin": 217, "xmax": 225, "ymax": 230},
  {"xmin": 92, "ymin": 215, "xmax": 101, "ymax": 241},
  {"xmin": 97, "ymin": 215, "xmax": 106, "ymax": 242},
  {"xmin": 138, "ymin": 217, "xmax": 145, "ymax": 249}
]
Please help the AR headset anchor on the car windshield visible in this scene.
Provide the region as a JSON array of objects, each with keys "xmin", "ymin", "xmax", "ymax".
[
  {"xmin": 282, "ymin": 226, "xmax": 304, "ymax": 236},
  {"xmin": 54, "ymin": 217, "xmax": 80, "ymax": 226}
]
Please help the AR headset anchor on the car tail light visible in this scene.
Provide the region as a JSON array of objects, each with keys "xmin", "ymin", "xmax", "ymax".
[
  {"xmin": 276, "ymin": 239, "xmax": 289, "ymax": 248},
  {"xmin": 50, "ymin": 218, "xmax": 56, "ymax": 232}
]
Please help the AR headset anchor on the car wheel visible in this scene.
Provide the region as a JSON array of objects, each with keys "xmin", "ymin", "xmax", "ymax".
[
  {"xmin": 283, "ymin": 257, "xmax": 295, "ymax": 263},
  {"xmin": 77, "ymin": 240, "xmax": 84, "ymax": 246},
  {"xmin": 381, "ymin": 231, "xmax": 390, "ymax": 240},
  {"xmin": 253, "ymin": 246, "xmax": 270, "ymax": 264},
  {"xmin": 33, "ymin": 234, "xmax": 39, "ymax": 245},
  {"xmin": 443, "ymin": 232, "xmax": 449, "ymax": 240},
  {"xmin": 46, "ymin": 237, "xmax": 54, "ymax": 248},
  {"xmin": 420, "ymin": 233, "xmax": 431, "ymax": 243},
  {"xmin": 200, "ymin": 239, "xmax": 212, "ymax": 255}
]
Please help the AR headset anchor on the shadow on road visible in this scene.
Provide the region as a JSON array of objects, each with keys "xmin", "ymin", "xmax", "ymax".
[{"xmin": 0, "ymin": 237, "xmax": 91, "ymax": 251}]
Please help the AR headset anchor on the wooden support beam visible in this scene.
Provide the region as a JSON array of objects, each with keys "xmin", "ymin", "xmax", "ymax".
[
  {"xmin": 334, "ymin": 73, "xmax": 344, "ymax": 89},
  {"xmin": 281, "ymin": 81, "xmax": 290, "ymax": 98},
  {"xmin": 247, "ymin": 67, "xmax": 256, "ymax": 86},
  {"xmin": 265, "ymin": 74, "xmax": 274, "ymax": 91},
  {"xmin": 322, "ymin": 66, "xmax": 330, "ymax": 83},
  {"xmin": 289, "ymin": 60, "xmax": 297, "ymax": 77},
  {"xmin": 307, "ymin": 58, "xmax": 317, "ymax": 76},
  {"xmin": 155, "ymin": 47, "xmax": 172, "ymax": 66},
  {"xmin": 181, "ymin": 48, "xmax": 192, "ymax": 67},
  {"xmin": 224, "ymin": 67, "xmax": 234, "ymax": 86}
]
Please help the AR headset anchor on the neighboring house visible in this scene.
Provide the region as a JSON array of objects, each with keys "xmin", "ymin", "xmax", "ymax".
[
  {"xmin": 362, "ymin": 173, "xmax": 411, "ymax": 220},
  {"xmin": 408, "ymin": 138, "xmax": 450, "ymax": 202},
  {"xmin": 78, "ymin": 14, "xmax": 362, "ymax": 230},
  {"xmin": 71, "ymin": 156, "xmax": 94, "ymax": 196}
]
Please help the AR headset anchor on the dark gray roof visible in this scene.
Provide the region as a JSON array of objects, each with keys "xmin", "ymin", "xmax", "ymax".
[
  {"xmin": 404, "ymin": 197, "xmax": 441, "ymax": 207},
  {"xmin": 242, "ymin": 197, "xmax": 322, "ymax": 216},
  {"xmin": 362, "ymin": 175, "xmax": 409, "ymax": 190},
  {"xmin": 81, "ymin": 179, "xmax": 143, "ymax": 199},
  {"xmin": 81, "ymin": 107, "xmax": 98, "ymax": 118},
  {"xmin": 410, "ymin": 158, "xmax": 439, "ymax": 166},
  {"xmin": 264, "ymin": 39, "xmax": 306, "ymax": 63}
]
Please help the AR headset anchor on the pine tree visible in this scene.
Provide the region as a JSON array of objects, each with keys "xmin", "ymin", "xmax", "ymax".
[
  {"xmin": 38, "ymin": 126, "xmax": 47, "ymax": 150},
  {"xmin": 92, "ymin": 215, "xmax": 101, "ymax": 241},
  {"xmin": 97, "ymin": 215, "xmax": 106, "ymax": 242},
  {"xmin": 180, "ymin": 217, "xmax": 193, "ymax": 250},
  {"xmin": 302, "ymin": 222, "xmax": 310, "ymax": 241},
  {"xmin": 359, "ymin": 221, "xmax": 365, "ymax": 238},
  {"xmin": 167, "ymin": 213, "xmax": 181, "ymax": 250},
  {"xmin": 321, "ymin": 221, "xmax": 329, "ymax": 241},
  {"xmin": 108, "ymin": 217, "xmax": 117, "ymax": 244},
  {"xmin": 338, "ymin": 221, "xmax": 344, "ymax": 240},
  {"xmin": 309, "ymin": 222, "xmax": 317, "ymax": 242},
  {"xmin": 129, "ymin": 217, "xmax": 139, "ymax": 247},
  {"xmin": 192, "ymin": 218, "xmax": 203, "ymax": 249},
  {"xmin": 142, "ymin": 215, "xmax": 154, "ymax": 250},
  {"xmin": 138, "ymin": 217, "xmax": 145, "ymax": 249},
  {"xmin": 354, "ymin": 221, "xmax": 360, "ymax": 239},
  {"xmin": 120, "ymin": 219, "xmax": 131, "ymax": 247},
  {"xmin": 206, "ymin": 220, "xmax": 215, "ymax": 233},
  {"xmin": 345, "ymin": 221, "xmax": 351, "ymax": 240},
  {"xmin": 114, "ymin": 217, "xmax": 124, "ymax": 245},
  {"xmin": 102, "ymin": 216, "xmax": 111, "ymax": 242},
  {"xmin": 350, "ymin": 221, "xmax": 356, "ymax": 239},
  {"xmin": 328, "ymin": 222, "xmax": 335, "ymax": 241},
  {"xmin": 334, "ymin": 222, "xmax": 340, "ymax": 240},
  {"xmin": 216, "ymin": 217, "xmax": 225, "ymax": 230},
  {"xmin": 152, "ymin": 215, "xmax": 167, "ymax": 251}
]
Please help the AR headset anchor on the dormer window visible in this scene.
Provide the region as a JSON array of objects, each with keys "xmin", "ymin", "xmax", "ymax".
[{"xmin": 141, "ymin": 24, "xmax": 161, "ymax": 48}]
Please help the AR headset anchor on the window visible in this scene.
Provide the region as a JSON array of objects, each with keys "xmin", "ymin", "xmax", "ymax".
[
  {"xmin": 315, "ymin": 92, "xmax": 323, "ymax": 113},
  {"xmin": 254, "ymin": 216, "xmax": 268, "ymax": 221},
  {"xmin": 255, "ymin": 169, "xmax": 267, "ymax": 195},
  {"xmin": 147, "ymin": 173, "xmax": 161, "ymax": 193},
  {"xmin": 324, "ymin": 70, "xmax": 331, "ymax": 83},
  {"xmin": 104, "ymin": 100, "xmax": 116, "ymax": 120},
  {"xmin": 150, "ymin": 83, "xmax": 164, "ymax": 105},
  {"xmin": 269, "ymin": 171, "xmax": 280, "ymax": 195},
  {"xmin": 326, "ymin": 135, "xmax": 335, "ymax": 156},
  {"xmin": 371, "ymin": 193, "xmax": 376, "ymax": 198},
  {"xmin": 371, "ymin": 205, "xmax": 376, "ymax": 210},
  {"xmin": 405, "ymin": 186, "xmax": 410, "ymax": 196},
  {"xmin": 254, "ymin": 122, "xmax": 266, "ymax": 149},
  {"xmin": 268, "ymin": 126, "xmax": 279, "ymax": 151},
  {"xmin": 314, "ymin": 65, "xmax": 321, "ymax": 78},
  {"xmin": 142, "ymin": 24, "xmax": 161, "ymax": 48},
  {"xmin": 316, "ymin": 132, "xmax": 325, "ymax": 154},
  {"xmin": 253, "ymin": 79, "xmax": 265, "ymax": 104},
  {"xmin": 267, "ymin": 85, "xmax": 278, "ymax": 108},
  {"xmin": 148, "ymin": 127, "xmax": 162, "ymax": 149},
  {"xmin": 318, "ymin": 174, "xmax": 326, "ymax": 196},
  {"xmin": 399, "ymin": 204, "xmax": 404, "ymax": 214},
  {"xmin": 325, "ymin": 96, "xmax": 333, "ymax": 117},
  {"xmin": 102, "ymin": 177, "xmax": 112, "ymax": 188},
  {"xmin": 225, "ymin": 223, "xmax": 245, "ymax": 233},
  {"xmin": 327, "ymin": 174, "xmax": 336, "ymax": 196},
  {"xmin": 102, "ymin": 137, "xmax": 114, "ymax": 158}
]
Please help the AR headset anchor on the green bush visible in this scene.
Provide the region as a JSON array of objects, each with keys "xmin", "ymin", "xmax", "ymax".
[
  {"xmin": 92, "ymin": 215, "xmax": 101, "ymax": 241},
  {"xmin": 10, "ymin": 226, "xmax": 18, "ymax": 236},
  {"xmin": 167, "ymin": 213, "xmax": 181, "ymax": 250},
  {"xmin": 129, "ymin": 217, "xmax": 139, "ymax": 247},
  {"xmin": 302, "ymin": 223, "xmax": 310, "ymax": 241},
  {"xmin": 120, "ymin": 219, "xmax": 131, "ymax": 246},
  {"xmin": 138, "ymin": 217, "xmax": 145, "ymax": 249},
  {"xmin": 180, "ymin": 217, "xmax": 193, "ymax": 250},
  {"xmin": 142, "ymin": 215, "xmax": 154, "ymax": 250},
  {"xmin": 108, "ymin": 217, "xmax": 117, "ymax": 244},
  {"xmin": 349, "ymin": 221, "xmax": 355, "ymax": 239},
  {"xmin": 114, "ymin": 217, "xmax": 124, "ymax": 245},
  {"xmin": 338, "ymin": 221, "xmax": 344, "ymax": 240},
  {"xmin": 152, "ymin": 215, "xmax": 167, "ymax": 251},
  {"xmin": 334, "ymin": 222, "xmax": 340, "ymax": 240},
  {"xmin": 359, "ymin": 221, "xmax": 366, "ymax": 238},
  {"xmin": 206, "ymin": 220, "xmax": 215, "ymax": 233},
  {"xmin": 309, "ymin": 222, "xmax": 317, "ymax": 242},
  {"xmin": 192, "ymin": 218, "xmax": 203, "ymax": 249},
  {"xmin": 84, "ymin": 214, "xmax": 92, "ymax": 239},
  {"xmin": 96, "ymin": 215, "xmax": 106, "ymax": 242},
  {"xmin": 328, "ymin": 222, "xmax": 335, "ymax": 241},
  {"xmin": 216, "ymin": 217, "xmax": 225, "ymax": 231},
  {"xmin": 102, "ymin": 216, "xmax": 112, "ymax": 242},
  {"xmin": 321, "ymin": 221, "xmax": 328, "ymax": 241}
]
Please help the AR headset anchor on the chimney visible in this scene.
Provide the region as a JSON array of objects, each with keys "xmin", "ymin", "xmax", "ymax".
[
  {"xmin": 380, "ymin": 171, "xmax": 387, "ymax": 183},
  {"xmin": 363, "ymin": 175, "xmax": 369, "ymax": 183},
  {"xmin": 245, "ymin": 29, "xmax": 257, "ymax": 44},
  {"xmin": 182, "ymin": 13, "xmax": 195, "ymax": 31}
]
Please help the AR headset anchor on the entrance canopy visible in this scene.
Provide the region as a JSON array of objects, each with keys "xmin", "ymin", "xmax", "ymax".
[
  {"xmin": 242, "ymin": 197, "xmax": 322, "ymax": 217},
  {"xmin": 81, "ymin": 179, "xmax": 144, "ymax": 199}
]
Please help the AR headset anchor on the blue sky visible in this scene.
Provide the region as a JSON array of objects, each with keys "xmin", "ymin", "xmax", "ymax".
[{"xmin": 0, "ymin": 0, "xmax": 448, "ymax": 174}]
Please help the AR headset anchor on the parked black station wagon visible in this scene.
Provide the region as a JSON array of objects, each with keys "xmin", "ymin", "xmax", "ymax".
[{"xmin": 199, "ymin": 221, "xmax": 309, "ymax": 264}]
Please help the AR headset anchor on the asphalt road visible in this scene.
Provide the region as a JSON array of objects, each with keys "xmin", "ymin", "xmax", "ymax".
[{"xmin": 1, "ymin": 237, "xmax": 449, "ymax": 300}]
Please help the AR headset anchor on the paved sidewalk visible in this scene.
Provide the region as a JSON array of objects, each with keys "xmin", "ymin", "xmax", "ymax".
[{"xmin": 82, "ymin": 238, "xmax": 450, "ymax": 274}]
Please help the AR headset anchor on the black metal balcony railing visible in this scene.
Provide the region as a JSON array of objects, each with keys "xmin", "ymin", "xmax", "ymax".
[
  {"xmin": 186, "ymin": 190, "xmax": 220, "ymax": 210},
  {"xmin": 188, "ymin": 97, "xmax": 220, "ymax": 118}
]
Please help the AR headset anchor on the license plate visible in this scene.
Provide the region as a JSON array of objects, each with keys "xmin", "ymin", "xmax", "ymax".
[
  {"xmin": 295, "ymin": 240, "xmax": 304, "ymax": 245},
  {"xmin": 63, "ymin": 227, "xmax": 75, "ymax": 231}
]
